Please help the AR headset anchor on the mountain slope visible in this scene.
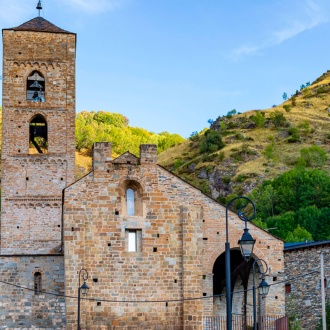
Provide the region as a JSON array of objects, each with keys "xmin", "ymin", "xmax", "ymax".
[{"xmin": 158, "ymin": 70, "xmax": 330, "ymax": 203}]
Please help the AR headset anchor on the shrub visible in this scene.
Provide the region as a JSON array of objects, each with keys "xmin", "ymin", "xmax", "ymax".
[
  {"xmin": 226, "ymin": 109, "xmax": 237, "ymax": 117},
  {"xmin": 283, "ymin": 104, "xmax": 291, "ymax": 112},
  {"xmin": 300, "ymin": 145, "xmax": 328, "ymax": 168},
  {"xmin": 219, "ymin": 121, "xmax": 227, "ymax": 132},
  {"xmin": 249, "ymin": 111, "xmax": 265, "ymax": 128},
  {"xmin": 199, "ymin": 130, "xmax": 225, "ymax": 153},
  {"xmin": 270, "ymin": 111, "xmax": 287, "ymax": 128},
  {"xmin": 263, "ymin": 142, "xmax": 276, "ymax": 161},
  {"xmin": 235, "ymin": 133, "xmax": 245, "ymax": 140},
  {"xmin": 189, "ymin": 131, "xmax": 199, "ymax": 141},
  {"xmin": 287, "ymin": 127, "xmax": 301, "ymax": 143}
]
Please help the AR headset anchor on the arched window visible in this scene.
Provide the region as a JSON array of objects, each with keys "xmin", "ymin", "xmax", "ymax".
[
  {"xmin": 27, "ymin": 71, "xmax": 45, "ymax": 102},
  {"xmin": 123, "ymin": 180, "xmax": 143, "ymax": 216},
  {"xmin": 34, "ymin": 272, "xmax": 42, "ymax": 294},
  {"xmin": 126, "ymin": 188, "xmax": 135, "ymax": 216},
  {"xmin": 29, "ymin": 115, "xmax": 48, "ymax": 154}
]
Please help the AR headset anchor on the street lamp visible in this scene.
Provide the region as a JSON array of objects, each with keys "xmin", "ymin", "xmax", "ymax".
[
  {"xmin": 252, "ymin": 259, "xmax": 270, "ymax": 330},
  {"xmin": 225, "ymin": 196, "xmax": 256, "ymax": 330},
  {"xmin": 77, "ymin": 268, "xmax": 89, "ymax": 330}
]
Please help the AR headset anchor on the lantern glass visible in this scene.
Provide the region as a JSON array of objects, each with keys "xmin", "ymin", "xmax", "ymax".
[
  {"xmin": 238, "ymin": 228, "xmax": 255, "ymax": 261},
  {"xmin": 80, "ymin": 281, "xmax": 89, "ymax": 296},
  {"xmin": 258, "ymin": 278, "xmax": 270, "ymax": 297}
]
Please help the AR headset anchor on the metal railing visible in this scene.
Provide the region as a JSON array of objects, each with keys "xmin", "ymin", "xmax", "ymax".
[{"xmin": 203, "ymin": 315, "xmax": 288, "ymax": 330}]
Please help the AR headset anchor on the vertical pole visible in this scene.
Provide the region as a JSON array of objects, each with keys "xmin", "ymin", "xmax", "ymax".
[
  {"xmin": 225, "ymin": 242, "xmax": 232, "ymax": 330},
  {"xmin": 253, "ymin": 264, "xmax": 257, "ymax": 330},
  {"xmin": 77, "ymin": 287, "xmax": 81, "ymax": 330},
  {"xmin": 321, "ymin": 253, "xmax": 326, "ymax": 330}
]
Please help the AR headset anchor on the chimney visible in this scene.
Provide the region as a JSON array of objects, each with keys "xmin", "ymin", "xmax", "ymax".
[
  {"xmin": 140, "ymin": 144, "xmax": 157, "ymax": 165},
  {"xmin": 93, "ymin": 142, "xmax": 112, "ymax": 172}
]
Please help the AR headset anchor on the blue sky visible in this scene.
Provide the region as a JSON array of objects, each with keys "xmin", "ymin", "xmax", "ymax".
[{"xmin": 1, "ymin": 0, "xmax": 329, "ymax": 138}]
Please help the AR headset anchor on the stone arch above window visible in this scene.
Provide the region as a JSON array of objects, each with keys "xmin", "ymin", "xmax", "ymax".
[
  {"xmin": 123, "ymin": 180, "xmax": 143, "ymax": 216},
  {"xmin": 34, "ymin": 272, "xmax": 42, "ymax": 295},
  {"xmin": 27, "ymin": 71, "xmax": 45, "ymax": 102},
  {"xmin": 29, "ymin": 114, "xmax": 48, "ymax": 154}
]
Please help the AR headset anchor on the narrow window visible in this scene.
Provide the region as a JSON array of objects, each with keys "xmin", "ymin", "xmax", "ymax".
[
  {"xmin": 126, "ymin": 188, "xmax": 135, "ymax": 216},
  {"xmin": 34, "ymin": 272, "xmax": 42, "ymax": 295},
  {"xmin": 29, "ymin": 115, "xmax": 48, "ymax": 154},
  {"xmin": 126, "ymin": 229, "xmax": 142, "ymax": 252},
  {"xmin": 27, "ymin": 71, "xmax": 45, "ymax": 102},
  {"xmin": 285, "ymin": 283, "xmax": 291, "ymax": 293},
  {"xmin": 128, "ymin": 230, "xmax": 137, "ymax": 252}
]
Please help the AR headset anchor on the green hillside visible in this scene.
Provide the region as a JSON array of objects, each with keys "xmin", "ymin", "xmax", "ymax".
[{"xmin": 158, "ymin": 70, "xmax": 330, "ymax": 203}]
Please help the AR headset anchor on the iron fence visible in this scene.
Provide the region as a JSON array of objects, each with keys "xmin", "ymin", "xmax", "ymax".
[
  {"xmin": 88, "ymin": 315, "xmax": 288, "ymax": 329},
  {"xmin": 203, "ymin": 315, "xmax": 288, "ymax": 330}
]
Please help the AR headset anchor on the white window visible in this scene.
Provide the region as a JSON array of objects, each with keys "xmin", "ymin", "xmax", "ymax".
[
  {"xmin": 126, "ymin": 188, "xmax": 135, "ymax": 216},
  {"xmin": 128, "ymin": 230, "xmax": 137, "ymax": 252},
  {"xmin": 126, "ymin": 229, "xmax": 142, "ymax": 252}
]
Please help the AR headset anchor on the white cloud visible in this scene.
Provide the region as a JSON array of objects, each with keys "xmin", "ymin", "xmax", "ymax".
[
  {"xmin": 232, "ymin": 45, "xmax": 263, "ymax": 59},
  {"xmin": 231, "ymin": 0, "xmax": 328, "ymax": 61},
  {"xmin": 272, "ymin": 0, "xmax": 327, "ymax": 45}
]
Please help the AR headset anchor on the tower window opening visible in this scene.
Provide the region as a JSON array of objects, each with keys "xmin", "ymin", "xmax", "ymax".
[
  {"xmin": 27, "ymin": 71, "xmax": 45, "ymax": 102},
  {"xmin": 126, "ymin": 188, "xmax": 135, "ymax": 216},
  {"xmin": 34, "ymin": 272, "xmax": 42, "ymax": 295},
  {"xmin": 29, "ymin": 115, "xmax": 48, "ymax": 154}
]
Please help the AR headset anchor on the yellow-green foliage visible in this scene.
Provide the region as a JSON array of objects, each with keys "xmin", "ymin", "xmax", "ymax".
[{"xmin": 75, "ymin": 110, "xmax": 185, "ymax": 157}]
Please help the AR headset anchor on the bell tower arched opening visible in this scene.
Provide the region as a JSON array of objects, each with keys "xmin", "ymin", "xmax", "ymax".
[
  {"xmin": 29, "ymin": 115, "xmax": 48, "ymax": 154},
  {"xmin": 27, "ymin": 71, "xmax": 45, "ymax": 102}
]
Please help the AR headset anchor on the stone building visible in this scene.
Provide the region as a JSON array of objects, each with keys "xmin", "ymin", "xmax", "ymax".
[
  {"xmin": 284, "ymin": 241, "xmax": 330, "ymax": 329},
  {"xmin": 0, "ymin": 12, "xmax": 75, "ymax": 329},
  {"xmin": 0, "ymin": 7, "xmax": 285, "ymax": 330},
  {"xmin": 62, "ymin": 142, "xmax": 285, "ymax": 329}
]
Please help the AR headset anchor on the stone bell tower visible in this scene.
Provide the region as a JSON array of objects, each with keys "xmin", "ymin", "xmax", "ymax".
[
  {"xmin": 0, "ymin": 3, "xmax": 75, "ymax": 328},
  {"xmin": 1, "ymin": 10, "xmax": 76, "ymax": 254}
]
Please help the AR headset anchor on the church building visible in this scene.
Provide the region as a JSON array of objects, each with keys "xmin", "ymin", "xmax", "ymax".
[{"xmin": 0, "ymin": 3, "xmax": 285, "ymax": 329}]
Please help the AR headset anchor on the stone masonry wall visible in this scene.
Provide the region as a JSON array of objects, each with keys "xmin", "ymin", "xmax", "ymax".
[
  {"xmin": 0, "ymin": 255, "xmax": 66, "ymax": 329},
  {"xmin": 284, "ymin": 244, "xmax": 330, "ymax": 329},
  {"xmin": 1, "ymin": 29, "xmax": 76, "ymax": 255},
  {"xmin": 63, "ymin": 143, "xmax": 285, "ymax": 329}
]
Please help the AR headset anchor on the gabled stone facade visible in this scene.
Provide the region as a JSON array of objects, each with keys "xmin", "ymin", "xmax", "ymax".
[{"xmin": 63, "ymin": 142, "xmax": 285, "ymax": 329}]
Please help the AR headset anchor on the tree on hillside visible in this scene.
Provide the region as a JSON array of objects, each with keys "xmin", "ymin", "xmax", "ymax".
[
  {"xmin": 75, "ymin": 110, "xmax": 185, "ymax": 156},
  {"xmin": 249, "ymin": 111, "xmax": 265, "ymax": 128},
  {"xmin": 199, "ymin": 130, "xmax": 224, "ymax": 153},
  {"xmin": 270, "ymin": 111, "xmax": 287, "ymax": 128},
  {"xmin": 285, "ymin": 225, "xmax": 313, "ymax": 243},
  {"xmin": 250, "ymin": 168, "xmax": 330, "ymax": 241}
]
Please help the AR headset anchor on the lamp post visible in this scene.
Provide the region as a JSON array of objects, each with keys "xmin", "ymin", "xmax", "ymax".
[
  {"xmin": 225, "ymin": 196, "xmax": 256, "ymax": 330},
  {"xmin": 77, "ymin": 268, "xmax": 89, "ymax": 330},
  {"xmin": 252, "ymin": 259, "xmax": 270, "ymax": 330}
]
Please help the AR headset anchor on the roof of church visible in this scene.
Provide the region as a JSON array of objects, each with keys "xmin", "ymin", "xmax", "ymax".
[{"xmin": 5, "ymin": 17, "xmax": 73, "ymax": 34}]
